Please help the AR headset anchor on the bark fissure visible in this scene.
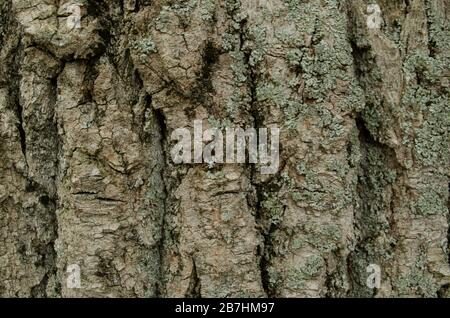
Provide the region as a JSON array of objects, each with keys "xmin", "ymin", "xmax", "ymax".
[
  {"xmin": 184, "ymin": 258, "xmax": 200, "ymax": 298},
  {"xmin": 0, "ymin": 0, "xmax": 449, "ymax": 298},
  {"xmin": 153, "ymin": 104, "xmax": 170, "ymax": 298}
]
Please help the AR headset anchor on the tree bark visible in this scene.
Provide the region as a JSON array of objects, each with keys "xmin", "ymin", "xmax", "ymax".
[{"xmin": 0, "ymin": 0, "xmax": 449, "ymax": 297}]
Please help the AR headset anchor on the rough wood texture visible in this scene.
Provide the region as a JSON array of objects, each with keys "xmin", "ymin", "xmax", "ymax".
[{"xmin": 0, "ymin": 0, "xmax": 449, "ymax": 297}]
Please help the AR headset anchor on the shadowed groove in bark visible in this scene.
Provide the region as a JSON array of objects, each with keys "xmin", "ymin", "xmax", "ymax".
[
  {"xmin": 238, "ymin": 14, "xmax": 274, "ymax": 298},
  {"xmin": 15, "ymin": 97, "xmax": 26, "ymax": 158},
  {"xmin": 185, "ymin": 258, "xmax": 201, "ymax": 298},
  {"xmin": 198, "ymin": 41, "xmax": 220, "ymax": 96},
  {"xmin": 132, "ymin": 62, "xmax": 169, "ymax": 297},
  {"xmin": 346, "ymin": 0, "xmax": 450, "ymax": 297},
  {"xmin": 348, "ymin": 115, "xmax": 400, "ymax": 297},
  {"xmin": 447, "ymin": 182, "xmax": 450, "ymax": 294},
  {"xmin": 440, "ymin": 181, "xmax": 450, "ymax": 297},
  {"xmin": 29, "ymin": 62, "xmax": 61, "ymax": 298},
  {"xmin": 2, "ymin": 7, "xmax": 60, "ymax": 295},
  {"xmin": 345, "ymin": 3, "xmax": 396, "ymax": 295},
  {"xmin": 153, "ymin": 104, "xmax": 170, "ymax": 298},
  {"xmin": 345, "ymin": 3, "xmax": 386, "ymax": 296},
  {"xmin": 4, "ymin": 10, "xmax": 26, "ymax": 160},
  {"xmin": 245, "ymin": 40, "xmax": 271, "ymax": 298}
]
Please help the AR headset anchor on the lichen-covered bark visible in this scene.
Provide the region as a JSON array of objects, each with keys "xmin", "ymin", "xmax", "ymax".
[{"xmin": 0, "ymin": 0, "xmax": 449, "ymax": 298}]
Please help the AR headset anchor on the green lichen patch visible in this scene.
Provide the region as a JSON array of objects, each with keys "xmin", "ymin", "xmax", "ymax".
[{"xmin": 132, "ymin": 37, "xmax": 158, "ymax": 55}]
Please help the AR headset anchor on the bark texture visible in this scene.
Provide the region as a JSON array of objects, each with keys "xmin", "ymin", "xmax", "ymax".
[{"xmin": 0, "ymin": 0, "xmax": 449, "ymax": 297}]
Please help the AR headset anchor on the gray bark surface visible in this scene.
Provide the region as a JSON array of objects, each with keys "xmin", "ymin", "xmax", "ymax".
[{"xmin": 0, "ymin": 0, "xmax": 449, "ymax": 297}]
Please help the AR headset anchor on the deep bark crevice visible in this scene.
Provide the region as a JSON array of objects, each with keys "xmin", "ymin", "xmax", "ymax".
[
  {"xmin": 151, "ymin": 100, "xmax": 170, "ymax": 298},
  {"xmin": 1, "ymin": 7, "xmax": 60, "ymax": 297},
  {"xmin": 348, "ymin": 111, "xmax": 402, "ymax": 297},
  {"xmin": 240, "ymin": 21, "xmax": 273, "ymax": 297},
  {"xmin": 185, "ymin": 258, "xmax": 201, "ymax": 298},
  {"xmin": 448, "ymin": 181, "xmax": 450, "ymax": 266},
  {"xmin": 16, "ymin": 100, "xmax": 26, "ymax": 159}
]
